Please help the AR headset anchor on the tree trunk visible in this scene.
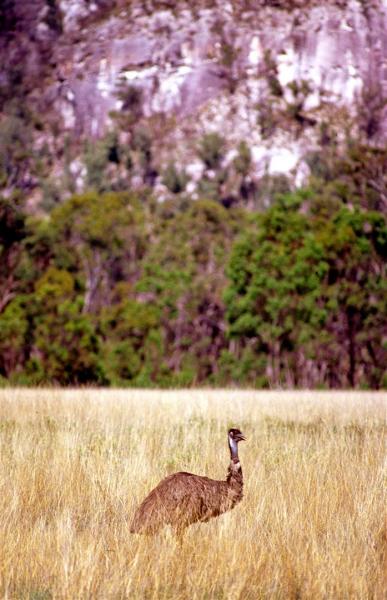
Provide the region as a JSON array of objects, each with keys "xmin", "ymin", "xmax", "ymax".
[{"xmin": 347, "ymin": 308, "xmax": 357, "ymax": 388}]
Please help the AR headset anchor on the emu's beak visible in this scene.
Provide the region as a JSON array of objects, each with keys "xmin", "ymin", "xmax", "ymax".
[{"xmin": 238, "ymin": 433, "xmax": 246, "ymax": 442}]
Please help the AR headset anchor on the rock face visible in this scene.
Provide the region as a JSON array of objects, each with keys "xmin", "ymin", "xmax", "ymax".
[{"xmin": 1, "ymin": 0, "xmax": 386, "ymax": 189}]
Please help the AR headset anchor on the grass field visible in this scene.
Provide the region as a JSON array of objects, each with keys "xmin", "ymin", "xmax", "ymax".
[{"xmin": 0, "ymin": 389, "xmax": 386, "ymax": 599}]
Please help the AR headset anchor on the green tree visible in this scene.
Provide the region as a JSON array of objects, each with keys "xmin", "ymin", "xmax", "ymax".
[
  {"xmin": 29, "ymin": 267, "xmax": 106, "ymax": 384},
  {"xmin": 225, "ymin": 191, "xmax": 386, "ymax": 388},
  {"xmin": 0, "ymin": 114, "xmax": 33, "ymax": 189},
  {"xmin": 198, "ymin": 133, "xmax": 225, "ymax": 170},
  {"xmin": 99, "ymin": 283, "xmax": 162, "ymax": 385},
  {"xmin": 0, "ymin": 296, "xmax": 29, "ymax": 378},
  {"xmin": 50, "ymin": 191, "xmax": 147, "ymax": 313},
  {"xmin": 84, "ymin": 131, "xmax": 131, "ymax": 193},
  {"xmin": 317, "ymin": 207, "xmax": 387, "ymax": 387},
  {"xmin": 162, "ymin": 162, "xmax": 189, "ymax": 194},
  {"xmin": 306, "ymin": 140, "xmax": 387, "ymax": 212},
  {"xmin": 0, "ymin": 194, "xmax": 27, "ymax": 313},
  {"xmin": 137, "ymin": 199, "xmax": 245, "ymax": 383}
]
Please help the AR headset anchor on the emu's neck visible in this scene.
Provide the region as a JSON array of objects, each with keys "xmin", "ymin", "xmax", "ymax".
[
  {"xmin": 226, "ymin": 457, "xmax": 243, "ymax": 510},
  {"xmin": 228, "ymin": 436, "xmax": 239, "ymax": 460},
  {"xmin": 227, "ymin": 439, "xmax": 243, "ymax": 489},
  {"xmin": 226, "ymin": 436, "xmax": 243, "ymax": 503}
]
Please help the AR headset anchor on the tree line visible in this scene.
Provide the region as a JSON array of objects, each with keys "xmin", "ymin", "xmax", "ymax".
[{"xmin": 0, "ymin": 140, "xmax": 386, "ymax": 388}]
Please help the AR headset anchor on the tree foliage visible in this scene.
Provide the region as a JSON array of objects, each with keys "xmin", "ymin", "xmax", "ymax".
[
  {"xmin": 225, "ymin": 191, "xmax": 386, "ymax": 387},
  {"xmin": 0, "ymin": 141, "xmax": 386, "ymax": 388}
]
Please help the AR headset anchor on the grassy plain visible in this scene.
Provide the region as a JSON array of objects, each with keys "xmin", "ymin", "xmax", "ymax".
[{"xmin": 0, "ymin": 389, "xmax": 386, "ymax": 599}]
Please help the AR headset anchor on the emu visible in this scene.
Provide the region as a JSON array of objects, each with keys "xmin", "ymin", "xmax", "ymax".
[{"xmin": 130, "ymin": 428, "xmax": 246, "ymax": 538}]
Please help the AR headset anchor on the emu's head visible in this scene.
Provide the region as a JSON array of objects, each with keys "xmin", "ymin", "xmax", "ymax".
[{"xmin": 228, "ymin": 428, "xmax": 246, "ymax": 459}]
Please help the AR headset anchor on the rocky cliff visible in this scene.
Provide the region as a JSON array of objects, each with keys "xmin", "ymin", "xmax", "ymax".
[{"xmin": 1, "ymin": 0, "xmax": 386, "ymax": 203}]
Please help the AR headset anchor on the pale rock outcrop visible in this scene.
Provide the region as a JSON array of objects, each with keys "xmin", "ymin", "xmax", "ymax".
[{"xmin": 1, "ymin": 0, "xmax": 386, "ymax": 186}]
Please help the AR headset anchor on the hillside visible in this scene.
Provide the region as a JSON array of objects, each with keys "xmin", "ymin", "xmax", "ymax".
[{"xmin": 1, "ymin": 0, "xmax": 386, "ymax": 205}]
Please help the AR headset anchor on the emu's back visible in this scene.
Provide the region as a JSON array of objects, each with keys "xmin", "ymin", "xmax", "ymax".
[{"xmin": 130, "ymin": 471, "xmax": 230, "ymax": 534}]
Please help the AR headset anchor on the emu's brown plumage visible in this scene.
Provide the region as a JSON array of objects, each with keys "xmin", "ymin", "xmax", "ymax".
[{"xmin": 130, "ymin": 428, "xmax": 245, "ymax": 537}]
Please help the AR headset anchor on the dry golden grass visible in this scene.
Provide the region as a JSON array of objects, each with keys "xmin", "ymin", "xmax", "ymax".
[{"xmin": 0, "ymin": 389, "xmax": 386, "ymax": 599}]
